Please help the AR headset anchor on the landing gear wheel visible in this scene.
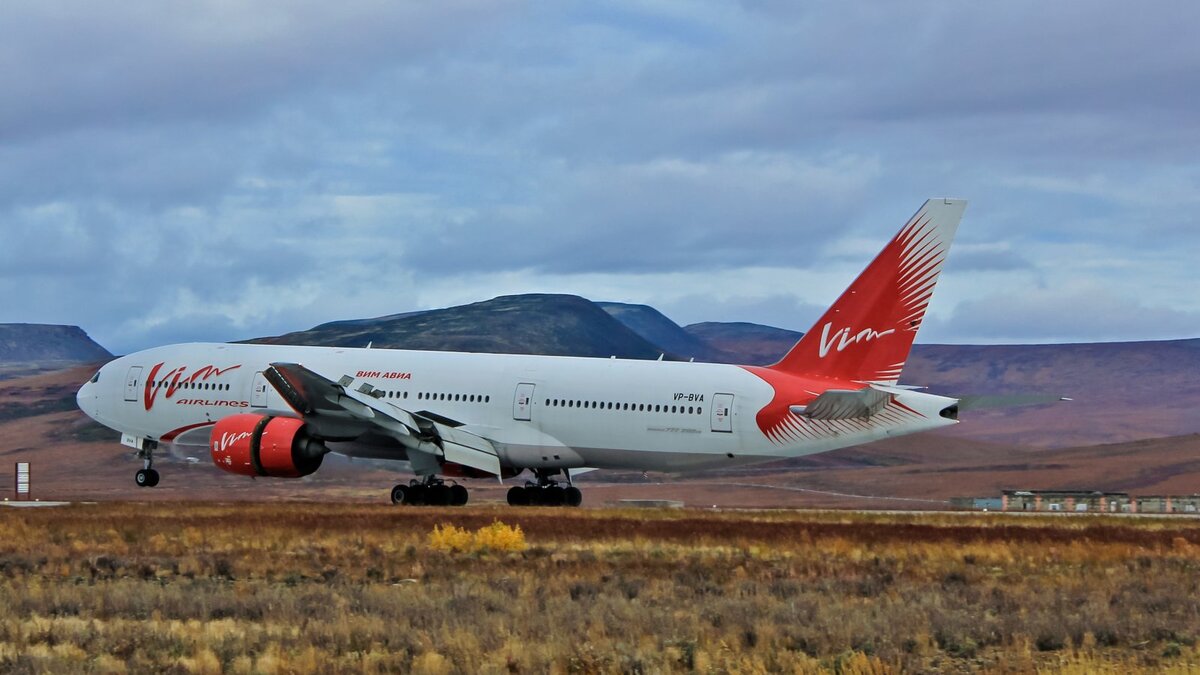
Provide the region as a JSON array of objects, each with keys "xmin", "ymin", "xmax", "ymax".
[
  {"xmin": 428, "ymin": 484, "xmax": 452, "ymax": 506},
  {"xmin": 507, "ymin": 486, "xmax": 529, "ymax": 506},
  {"xmin": 135, "ymin": 468, "xmax": 159, "ymax": 488},
  {"xmin": 407, "ymin": 485, "xmax": 427, "ymax": 506},
  {"xmin": 545, "ymin": 485, "xmax": 566, "ymax": 506},
  {"xmin": 450, "ymin": 484, "xmax": 469, "ymax": 506},
  {"xmin": 564, "ymin": 486, "xmax": 582, "ymax": 507},
  {"xmin": 390, "ymin": 484, "xmax": 408, "ymax": 505}
]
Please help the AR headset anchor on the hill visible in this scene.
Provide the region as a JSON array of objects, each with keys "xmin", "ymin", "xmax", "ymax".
[
  {"xmin": 253, "ymin": 294, "xmax": 665, "ymax": 360},
  {"xmin": 672, "ymin": 321, "xmax": 1200, "ymax": 448},
  {"xmin": 683, "ymin": 322, "xmax": 803, "ymax": 365},
  {"xmin": 596, "ymin": 302, "xmax": 735, "ymax": 362},
  {"xmin": 254, "ymin": 295, "xmax": 1199, "ymax": 448},
  {"xmin": 905, "ymin": 340, "xmax": 1200, "ymax": 448},
  {"xmin": 250, "ymin": 296, "xmax": 1200, "ymax": 448},
  {"xmin": 3, "ymin": 365, "xmax": 1199, "ymax": 505},
  {"xmin": 0, "ymin": 324, "xmax": 111, "ymax": 379}
]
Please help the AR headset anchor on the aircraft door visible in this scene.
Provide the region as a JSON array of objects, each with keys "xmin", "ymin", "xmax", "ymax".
[
  {"xmin": 251, "ymin": 372, "xmax": 270, "ymax": 408},
  {"xmin": 124, "ymin": 366, "xmax": 142, "ymax": 402},
  {"xmin": 711, "ymin": 393, "xmax": 734, "ymax": 433},
  {"xmin": 513, "ymin": 383, "xmax": 535, "ymax": 421}
]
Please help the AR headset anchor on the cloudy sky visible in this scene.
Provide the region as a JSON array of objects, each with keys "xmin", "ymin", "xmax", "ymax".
[{"xmin": 3, "ymin": 1, "xmax": 1199, "ymax": 354}]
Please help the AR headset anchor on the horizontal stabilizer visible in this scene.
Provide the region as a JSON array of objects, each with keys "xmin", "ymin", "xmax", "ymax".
[{"xmin": 790, "ymin": 386, "xmax": 893, "ymax": 420}]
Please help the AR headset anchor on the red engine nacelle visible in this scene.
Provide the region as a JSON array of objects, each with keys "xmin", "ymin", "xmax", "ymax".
[{"xmin": 210, "ymin": 414, "xmax": 329, "ymax": 478}]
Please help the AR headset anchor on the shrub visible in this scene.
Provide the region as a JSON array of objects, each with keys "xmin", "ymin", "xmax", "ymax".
[
  {"xmin": 427, "ymin": 521, "xmax": 527, "ymax": 554},
  {"xmin": 427, "ymin": 524, "xmax": 473, "ymax": 553},
  {"xmin": 473, "ymin": 521, "xmax": 527, "ymax": 553}
]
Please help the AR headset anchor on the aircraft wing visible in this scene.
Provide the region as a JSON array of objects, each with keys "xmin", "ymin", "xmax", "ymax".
[
  {"xmin": 789, "ymin": 386, "xmax": 893, "ymax": 420},
  {"xmin": 263, "ymin": 362, "xmax": 503, "ymax": 476}
]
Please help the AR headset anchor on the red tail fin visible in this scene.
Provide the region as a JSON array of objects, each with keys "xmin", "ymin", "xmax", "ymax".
[{"xmin": 771, "ymin": 198, "xmax": 966, "ymax": 383}]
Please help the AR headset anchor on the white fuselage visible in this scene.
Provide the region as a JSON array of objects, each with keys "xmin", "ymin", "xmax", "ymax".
[{"xmin": 77, "ymin": 342, "xmax": 958, "ymax": 474}]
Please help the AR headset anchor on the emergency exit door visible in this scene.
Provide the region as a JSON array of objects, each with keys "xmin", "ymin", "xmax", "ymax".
[
  {"xmin": 513, "ymin": 383, "xmax": 535, "ymax": 421},
  {"xmin": 711, "ymin": 393, "xmax": 734, "ymax": 433},
  {"xmin": 124, "ymin": 366, "xmax": 142, "ymax": 402},
  {"xmin": 251, "ymin": 372, "xmax": 270, "ymax": 408}
]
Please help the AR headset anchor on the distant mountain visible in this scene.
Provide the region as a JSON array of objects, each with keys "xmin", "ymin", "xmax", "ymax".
[
  {"xmin": 7, "ymin": 364, "xmax": 1200, "ymax": 503},
  {"xmin": 253, "ymin": 294, "xmax": 666, "ymax": 360},
  {"xmin": 905, "ymin": 339, "xmax": 1200, "ymax": 448},
  {"xmin": 0, "ymin": 324, "xmax": 112, "ymax": 365},
  {"xmin": 597, "ymin": 302, "xmax": 736, "ymax": 362},
  {"xmin": 683, "ymin": 322, "xmax": 803, "ymax": 365},
  {"xmin": 246, "ymin": 293, "xmax": 1199, "ymax": 448},
  {"xmin": 679, "ymin": 321, "xmax": 1200, "ymax": 448}
]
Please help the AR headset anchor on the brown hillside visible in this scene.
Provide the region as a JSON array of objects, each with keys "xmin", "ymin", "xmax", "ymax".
[{"xmin": 5, "ymin": 366, "xmax": 1197, "ymax": 507}]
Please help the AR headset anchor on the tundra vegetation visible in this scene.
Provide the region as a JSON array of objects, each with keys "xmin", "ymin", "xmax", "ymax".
[{"xmin": 0, "ymin": 503, "xmax": 1198, "ymax": 673}]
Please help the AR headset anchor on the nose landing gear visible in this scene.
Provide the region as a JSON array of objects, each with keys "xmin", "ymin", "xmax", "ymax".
[{"xmin": 135, "ymin": 445, "xmax": 160, "ymax": 488}]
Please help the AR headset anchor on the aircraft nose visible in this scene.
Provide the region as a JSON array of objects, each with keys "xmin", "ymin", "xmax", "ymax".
[{"xmin": 77, "ymin": 374, "xmax": 98, "ymax": 419}]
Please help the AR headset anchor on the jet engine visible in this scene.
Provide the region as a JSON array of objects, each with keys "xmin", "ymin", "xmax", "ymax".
[{"xmin": 209, "ymin": 414, "xmax": 329, "ymax": 478}]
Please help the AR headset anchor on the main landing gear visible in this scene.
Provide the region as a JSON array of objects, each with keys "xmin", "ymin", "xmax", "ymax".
[
  {"xmin": 135, "ymin": 446, "xmax": 160, "ymax": 488},
  {"xmin": 507, "ymin": 469, "xmax": 582, "ymax": 507},
  {"xmin": 390, "ymin": 476, "xmax": 469, "ymax": 506}
]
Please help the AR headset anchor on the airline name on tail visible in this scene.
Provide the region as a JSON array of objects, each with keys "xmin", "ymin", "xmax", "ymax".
[{"xmin": 817, "ymin": 323, "xmax": 896, "ymax": 358}]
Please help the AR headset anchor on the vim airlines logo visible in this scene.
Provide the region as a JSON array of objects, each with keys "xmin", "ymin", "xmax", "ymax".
[
  {"xmin": 818, "ymin": 323, "xmax": 896, "ymax": 358},
  {"xmin": 212, "ymin": 431, "xmax": 252, "ymax": 464},
  {"xmin": 144, "ymin": 362, "xmax": 242, "ymax": 410}
]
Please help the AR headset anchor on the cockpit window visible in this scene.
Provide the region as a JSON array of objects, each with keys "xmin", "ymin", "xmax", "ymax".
[{"xmin": 90, "ymin": 371, "xmax": 101, "ymax": 384}]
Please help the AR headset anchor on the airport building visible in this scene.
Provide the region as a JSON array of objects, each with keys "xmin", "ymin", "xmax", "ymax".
[
  {"xmin": 1001, "ymin": 490, "xmax": 1131, "ymax": 513},
  {"xmin": 953, "ymin": 490, "xmax": 1200, "ymax": 514},
  {"xmin": 1135, "ymin": 495, "xmax": 1200, "ymax": 514}
]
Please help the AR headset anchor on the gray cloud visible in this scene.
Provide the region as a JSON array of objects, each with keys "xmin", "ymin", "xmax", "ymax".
[
  {"xmin": 2, "ymin": 1, "xmax": 1198, "ymax": 352},
  {"xmin": 0, "ymin": 1, "xmax": 515, "ymax": 141},
  {"xmin": 395, "ymin": 153, "xmax": 881, "ymax": 274},
  {"xmin": 944, "ymin": 285, "xmax": 1200, "ymax": 344}
]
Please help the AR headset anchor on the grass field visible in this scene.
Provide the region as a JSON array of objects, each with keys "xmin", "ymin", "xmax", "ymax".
[{"xmin": 2, "ymin": 504, "xmax": 1199, "ymax": 673}]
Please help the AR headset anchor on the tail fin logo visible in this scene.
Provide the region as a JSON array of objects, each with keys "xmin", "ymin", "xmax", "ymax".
[
  {"xmin": 817, "ymin": 323, "xmax": 896, "ymax": 358},
  {"xmin": 766, "ymin": 198, "xmax": 966, "ymax": 383}
]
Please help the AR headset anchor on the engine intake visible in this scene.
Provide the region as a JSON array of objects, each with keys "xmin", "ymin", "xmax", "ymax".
[{"xmin": 210, "ymin": 414, "xmax": 328, "ymax": 478}]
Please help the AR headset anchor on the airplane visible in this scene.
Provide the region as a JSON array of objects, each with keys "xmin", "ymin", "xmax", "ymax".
[{"xmin": 76, "ymin": 198, "xmax": 967, "ymax": 507}]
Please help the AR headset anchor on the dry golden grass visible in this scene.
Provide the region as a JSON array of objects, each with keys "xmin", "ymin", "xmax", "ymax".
[
  {"xmin": 428, "ymin": 521, "xmax": 527, "ymax": 554},
  {"xmin": 1, "ymin": 503, "xmax": 1199, "ymax": 673}
]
